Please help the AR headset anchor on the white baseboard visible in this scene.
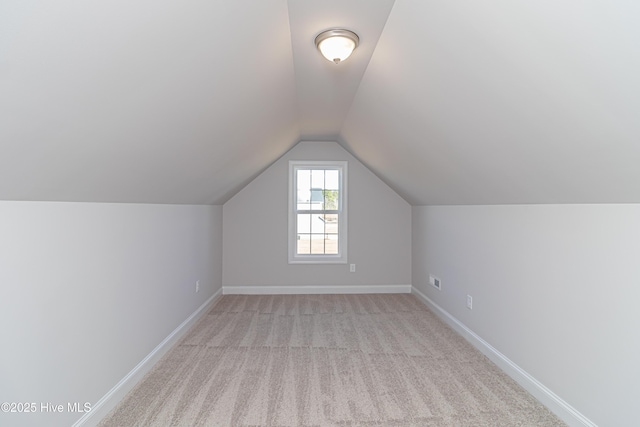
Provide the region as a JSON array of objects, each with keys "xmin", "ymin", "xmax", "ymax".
[
  {"xmin": 74, "ymin": 285, "xmax": 593, "ymax": 427},
  {"xmin": 411, "ymin": 287, "xmax": 596, "ymax": 427},
  {"xmin": 223, "ymin": 284, "xmax": 412, "ymax": 295},
  {"xmin": 73, "ymin": 289, "xmax": 223, "ymax": 427}
]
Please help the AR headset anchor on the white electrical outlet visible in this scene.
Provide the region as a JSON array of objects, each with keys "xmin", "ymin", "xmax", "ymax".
[
  {"xmin": 350, "ymin": 264, "xmax": 356, "ymax": 273},
  {"xmin": 429, "ymin": 275, "xmax": 441, "ymax": 290},
  {"xmin": 467, "ymin": 295, "xmax": 473, "ymax": 309},
  {"xmin": 196, "ymin": 280, "xmax": 200, "ymax": 293}
]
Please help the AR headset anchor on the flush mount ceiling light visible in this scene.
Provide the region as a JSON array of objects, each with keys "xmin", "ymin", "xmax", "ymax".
[{"xmin": 315, "ymin": 29, "xmax": 359, "ymax": 64}]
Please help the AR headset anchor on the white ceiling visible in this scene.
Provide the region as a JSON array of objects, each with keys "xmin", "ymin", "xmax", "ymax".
[
  {"xmin": 2, "ymin": 0, "xmax": 639, "ymax": 205},
  {"xmin": 288, "ymin": 0, "xmax": 395, "ymax": 139}
]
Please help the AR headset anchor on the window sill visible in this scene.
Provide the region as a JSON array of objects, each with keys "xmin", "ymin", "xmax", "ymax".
[{"xmin": 288, "ymin": 256, "xmax": 347, "ymax": 264}]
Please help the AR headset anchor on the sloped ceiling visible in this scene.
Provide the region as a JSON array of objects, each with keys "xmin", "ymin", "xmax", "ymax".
[
  {"xmin": 0, "ymin": 0, "xmax": 299, "ymax": 204},
  {"xmin": 342, "ymin": 0, "xmax": 640, "ymax": 205},
  {"xmin": 2, "ymin": 0, "xmax": 639, "ymax": 205}
]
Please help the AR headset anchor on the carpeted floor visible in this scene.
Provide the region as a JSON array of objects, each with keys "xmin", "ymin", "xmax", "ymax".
[{"xmin": 99, "ymin": 294, "xmax": 565, "ymax": 426}]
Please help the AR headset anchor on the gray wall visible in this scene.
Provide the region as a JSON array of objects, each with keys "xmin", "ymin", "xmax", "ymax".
[
  {"xmin": 223, "ymin": 141, "xmax": 411, "ymax": 288},
  {"xmin": 0, "ymin": 201, "xmax": 223, "ymax": 427},
  {"xmin": 412, "ymin": 204, "xmax": 640, "ymax": 427}
]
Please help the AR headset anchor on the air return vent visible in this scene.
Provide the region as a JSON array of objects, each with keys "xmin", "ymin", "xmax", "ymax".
[{"xmin": 429, "ymin": 275, "xmax": 441, "ymax": 290}]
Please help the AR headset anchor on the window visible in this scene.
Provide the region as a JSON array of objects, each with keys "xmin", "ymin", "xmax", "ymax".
[{"xmin": 288, "ymin": 161, "xmax": 347, "ymax": 264}]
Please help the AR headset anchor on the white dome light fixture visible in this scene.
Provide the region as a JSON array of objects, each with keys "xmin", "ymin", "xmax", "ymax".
[{"xmin": 315, "ymin": 29, "xmax": 359, "ymax": 64}]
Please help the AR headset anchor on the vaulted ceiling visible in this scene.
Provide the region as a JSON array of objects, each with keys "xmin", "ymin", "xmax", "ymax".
[{"xmin": 2, "ymin": 0, "xmax": 639, "ymax": 205}]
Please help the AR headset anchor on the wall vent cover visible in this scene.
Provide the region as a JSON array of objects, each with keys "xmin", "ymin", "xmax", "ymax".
[{"xmin": 429, "ymin": 275, "xmax": 441, "ymax": 290}]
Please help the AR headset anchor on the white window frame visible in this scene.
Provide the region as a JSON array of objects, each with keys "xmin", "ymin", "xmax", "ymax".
[{"xmin": 288, "ymin": 160, "xmax": 348, "ymax": 264}]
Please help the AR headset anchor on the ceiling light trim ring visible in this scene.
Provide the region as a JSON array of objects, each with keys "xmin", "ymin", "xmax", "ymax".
[{"xmin": 315, "ymin": 29, "xmax": 360, "ymax": 64}]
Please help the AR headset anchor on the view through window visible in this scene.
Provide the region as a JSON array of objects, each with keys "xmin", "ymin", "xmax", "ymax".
[
  {"xmin": 289, "ymin": 161, "xmax": 347, "ymax": 263},
  {"xmin": 296, "ymin": 168, "xmax": 340, "ymax": 255}
]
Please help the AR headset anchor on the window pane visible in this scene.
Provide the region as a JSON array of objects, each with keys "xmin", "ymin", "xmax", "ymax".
[
  {"xmin": 297, "ymin": 169, "xmax": 311, "ymax": 192},
  {"xmin": 323, "ymin": 214, "xmax": 338, "ymax": 233},
  {"xmin": 311, "ymin": 169, "xmax": 324, "ymax": 190},
  {"xmin": 310, "ymin": 234, "xmax": 325, "ymax": 254},
  {"xmin": 297, "ymin": 214, "xmax": 311, "ymax": 233},
  {"xmin": 307, "ymin": 234, "xmax": 338, "ymax": 255},
  {"xmin": 310, "ymin": 188, "xmax": 323, "ymax": 210},
  {"xmin": 325, "ymin": 170, "xmax": 339, "ymax": 190},
  {"xmin": 311, "ymin": 214, "xmax": 325, "ymax": 234},
  {"xmin": 324, "ymin": 234, "xmax": 339, "ymax": 254},
  {"xmin": 297, "ymin": 234, "xmax": 310, "ymax": 254},
  {"xmin": 307, "ymin": 233, "xmax": 339, "ymax": 255},
  {"xmin": 297, "ymin": 190, "xmax": 310, "ymax": 210},
  {"xmin": 297, "ymin": 169, "xmax": 310, "ymax": 210},
  {"xmin": 323, "ymin": 189, "xmax": 339, "ymax": 210}
]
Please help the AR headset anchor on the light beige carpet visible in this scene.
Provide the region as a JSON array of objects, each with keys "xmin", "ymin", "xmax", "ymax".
[{"xmin": 99, "ymin": 294, "xmax": 565, "ymax": 426}]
